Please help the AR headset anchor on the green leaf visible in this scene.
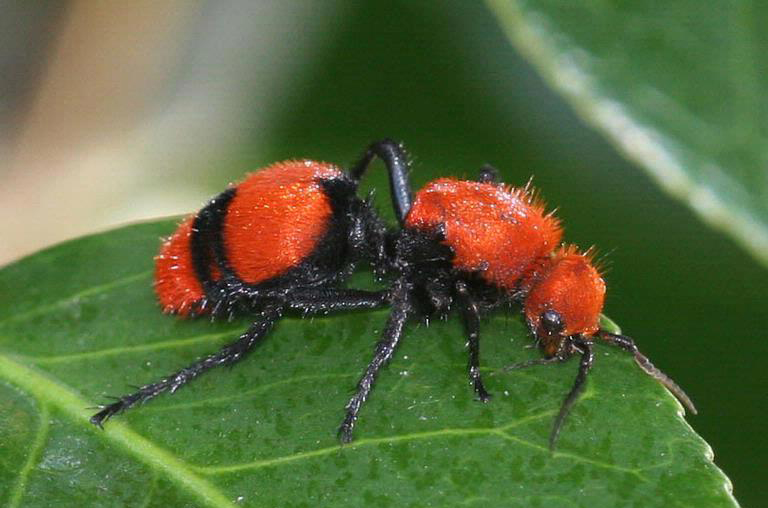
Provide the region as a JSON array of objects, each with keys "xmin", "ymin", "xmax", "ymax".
[
  {"xmin": 487, "ymin": 0, "xmax": 768, "ymax": 267},
  {"xmin": 0, "ymin": 222, "xmax": 736, "ymax": 507}
]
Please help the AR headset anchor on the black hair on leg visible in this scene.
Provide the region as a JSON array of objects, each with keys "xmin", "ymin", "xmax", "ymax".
[
  {"xmin": 456, "ymin": 281, "xmax": 490, "ymax": 402},
  {"xmin": 286, "ymin": 288, "xmax": 390, "ymax": 314},
  {"xmin": 90, "ymin": 304, "xmax": 283, "ymax": 427},
  {"xmin": 338, "ymin": 278, "xmax": 412, "ymax": 443},
  {"xmin": 549, "ymin": 340, "xmax": 594, "ymax": 450},
  {"xmin": 349, "ymin": 139, "xmax": 413, "ymax": 225}
]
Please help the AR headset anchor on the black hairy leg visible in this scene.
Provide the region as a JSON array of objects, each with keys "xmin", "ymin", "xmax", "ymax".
[
  {"xmin": 349, "ymin": 139, "xmax": 412, "ymax": 225},
  {"xmin": 285, "ymin": 288, "xmax": 390, "ymax": 314},
  {"xmin": 502, "ymin": 337, "xmax": 594, "ymax": 450},
  {"xmin": 338, "ymin": 278, "xmax": 412, "ymax": 443},
  {"xmin": 90, "ymin": 304, "xmax": 282, "ymax": 427},
  {"xmin": 90, "ymin": 288, "xmax": 392, "ymax": 427},
  {"xmin": 548, "ymin": 339, "xmax": 594, "ymax": 450},
  {"xmin": 456, "ymin": 280, "xmax": 491, "ymax": 402}
]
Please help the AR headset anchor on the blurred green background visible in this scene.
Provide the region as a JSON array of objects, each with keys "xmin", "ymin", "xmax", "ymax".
[{"xmin": 1, "ymin": 2, "xmax": 765, "ymax": 506}]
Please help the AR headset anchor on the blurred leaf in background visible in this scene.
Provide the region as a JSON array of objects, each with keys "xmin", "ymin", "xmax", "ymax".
[
  {"xmin": 488, "ymin": 0, "xmax": 768, "ymax": 268},
  {"xmin": 1, "ymin": 1, "xmax": 766, "ymax": 506}
]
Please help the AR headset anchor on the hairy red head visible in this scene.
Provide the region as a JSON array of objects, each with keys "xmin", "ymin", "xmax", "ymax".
[{"xmin": 523, "ymin": 245, "xmax": 606, "ymax": 355}]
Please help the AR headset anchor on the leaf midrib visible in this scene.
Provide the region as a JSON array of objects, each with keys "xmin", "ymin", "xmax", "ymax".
[{"xmin": 0, "ymin": 354, "xmax": 237, "ymax": 508}]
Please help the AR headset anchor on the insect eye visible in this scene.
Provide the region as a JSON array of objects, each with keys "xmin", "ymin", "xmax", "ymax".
[{"xmin": 540, "ymin": 310, "xmax": 564, "ymax": 334}]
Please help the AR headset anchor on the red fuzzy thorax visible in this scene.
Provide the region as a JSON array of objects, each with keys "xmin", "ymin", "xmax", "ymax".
[
  {"xmin": 154, "ymin": 160, "xmax": 343, "ymax": 315},
  {"xmin": 404, "ymin": 178, "xmax": 562, "ymax": 290}
]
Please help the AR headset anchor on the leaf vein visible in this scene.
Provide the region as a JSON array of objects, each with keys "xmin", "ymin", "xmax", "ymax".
[
  {"xmin": 30, "ymin": 330, "xmax": 238, "ymax": 365},
  {"xmin": 196, "ymin": 413, "xmax": 639, "ymax": 478},
  {"xmin": 8, "ymin": 405, "xmax": 50, "ymax": 508},
  {"xmin": 0, "ymin": 354, "xmax": 236, "ymax": 508},
  {"xmin": 0, "ymin": 271, "xmax": 152, "ymax": 326},
  {"xmin": 140, "ymin": 373, "xmax": 356, "ymax": 413}
]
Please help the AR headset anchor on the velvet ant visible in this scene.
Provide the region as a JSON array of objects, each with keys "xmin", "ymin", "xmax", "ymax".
[{"xmin": 91, "ymin": 139, "xmax": 696, "ymax": 448}]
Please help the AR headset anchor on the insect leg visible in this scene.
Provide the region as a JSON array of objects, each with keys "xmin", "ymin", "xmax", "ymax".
[
  {"xmin": 456, "ymin": 281, "xmax": 491, "ymax": 402},
  {"xmin": 90, "ymin": 304, "xmax": 282, "ymax": 427},
  {"xmin": 338, "ymin": 279, "xmax": 411, "ymax": 443},
  {"xmin": 349, "ymin": 139, "xmax": 412, "ymax": 225},
  {"xmin": 549, "ymin": 340, "xmax": 594, "ymax": 450},
  {"xmin": 286, "ymin": 288, "xmax": 390, "ymax": 314}
]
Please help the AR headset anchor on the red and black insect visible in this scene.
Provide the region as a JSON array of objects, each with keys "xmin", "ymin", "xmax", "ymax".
[{"xmin": 91, "ymin": 139, "xmax": 696, "ymax": 448}]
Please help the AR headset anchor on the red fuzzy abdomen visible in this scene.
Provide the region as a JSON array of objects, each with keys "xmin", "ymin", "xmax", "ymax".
[
  {"xmin": 404, "ymin": 178, "xmax": 562, "ymax": 290},
  {"xmin": 154, "ymin": 216, "xmax": 210, "ymax": 315},
  {"xmin": 223, "ymin": 161, "xmax": 342, "ymax": 284},
  {"xmin": 154, "ymin": 160, "xmax": 343, "ymax": 315}
]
